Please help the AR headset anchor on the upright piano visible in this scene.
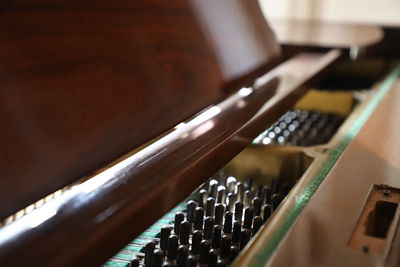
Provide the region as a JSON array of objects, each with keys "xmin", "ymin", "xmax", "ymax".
[{"xmin": 0, "ymin": 1, "xmax": 399, "ymax": 266}]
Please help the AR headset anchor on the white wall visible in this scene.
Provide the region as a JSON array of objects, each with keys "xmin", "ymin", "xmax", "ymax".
[{"xmin": 260, "ymin": 0, "xmax": 400, "ymax": 27}]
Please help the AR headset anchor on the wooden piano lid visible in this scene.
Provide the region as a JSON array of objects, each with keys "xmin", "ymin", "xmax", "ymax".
[{"xmin": 0, "ymin": 0, "xmax": 280, "ymax": 221}]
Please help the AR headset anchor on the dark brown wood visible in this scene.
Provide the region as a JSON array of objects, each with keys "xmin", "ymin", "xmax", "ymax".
[
  {"xmin": 0, "ymin": 0, "xmax": 280, "ymax": 220},
  {"xmin": 0, "ymin": 51, "xmax": 340, "ymax": 267}
]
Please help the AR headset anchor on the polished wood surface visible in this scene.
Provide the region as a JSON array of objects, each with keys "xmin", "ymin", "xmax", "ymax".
[
  {"xmin": 0, "ymin": 51, "xmax": 340, "ymax": 267},
  {"xmin": 269, "ymin": 19, "xmax": 383, "ymax": 49},
  {"xmin": 0, "ymin": 0, "xmax": 280, "ymax": 220},
  {"xmin": 268, "ymin": 79, "xmax": 400, "ymax": 267}
]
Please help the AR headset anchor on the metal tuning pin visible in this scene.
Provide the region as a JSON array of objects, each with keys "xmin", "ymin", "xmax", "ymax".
[
  {"xmin": 198, "ymin": 189, "xmax": 208, "ymax": 209},
  {"xmin": 240, "ymin": 229, "xmax": 251, "ymax": 249},
  {"xmin": 191, "ymin": 230, "xmax": 202, "ymax": 254},
  {"xmin": 179, "ymin": 221, "xmax": 191, "ymax": 245},
  {"xmin": 243, "ymin": 207, "xmax": 254, "ymax": 229},
  {"xmin": 232, "ymin": 220, "xmax": 242, "ymax": 245},
  {"xmin": 235, "ymin": 182, "xmax": 245, "ymax": 202},
  {"xmin": 199, "ymin": 240, "xmax": 211, "ymax": 265},
  {"xmin": 244, "ymin": 190, "xmax": 253, "ymax": 208},
  {"xmin": 227, "ymin": 192, "xmax": 235, "ymax": 211},
  {"xmin": 253, "ymin": 197, "xmax": 262, "ymax": 217},
  {"xmin": 214, "ymin": 203, "xmax": 225, "ymax": 225},
  {"xmin": 220, "ymin": 235, "xmax": 232, "ymax": 259},
  {"xmin": 177, "ymin": 245, "xmax": 189, "ymax": 267},
  {"xmin": 162, "ymin": 261, "xmax": 173, "ymax": 267},
  {"xmin": 211, "ymin": 225, "xmax": 222, "ymax": 249},
  {"xmin": 152, "ymin": 249, "xmax": 163, "ymax": 267},
  {"xmin": 256, "ymin": 185, "xmax": 264, "ymax": 198},
  {"xmin": 187, "ymin": 200, "xmax": 197, "ymax": 224},
  {"xmin": 167, "ymin": 235, "xmax": 179, "ymax": 261},
  {"xmin": 217, "ymin": 185, "xmax": 226, "ymax": 204},
  {"xmin": 206, "ymin": 197, "xmax": 216, "ymax": 217},
  {"xmin": 234, "ymin": 201, "xmax": 244, "ymax": 221},
  {"xmin": 271, "ymin": 179, "xmax": 278, "ymax": 194},
  {"xmin": 204, "ymin": 216, "xmax": 214, "ymax": 240},
  {"xmin": 271, "ymin": 193, "xmax": 281, "ymax": 210},
  {"xmin": 208, "ymin": 249, "xmax": 218, "ymax": 267},
  {"xmin": 263, "ymin": 204, "xmax": 272, "ymax": 222},
  {"xmin": 252, "ymin": 216, "xmax": 263, "ymax": 235},
  {"xmin": 223, "ymin": 211, "xmax": 233, "ymax": 234},
  {"xmin": 230, "ymin": 245, "xmax": 240, "ymax": 263},
  {"xmin": 144, "ymin": 241, "xmax": 156, "ymax": 267},
  {"xmin": 194, "ymin": 207, "xmax": 204, "ymax": 230},
  {"xmin": 209, "ymin": 179, "xmax": 219, "ymax": 199},
  {"xmin": 226, "ymin": 176, "xmax": 237, "ymax": 193},
  {"xmin": 130, "ymin": 257, "xmax": 140, "ymax": 267},
  {"xmin": 174, "ymin": 212, "xmax": 185, "ymax": 235},
  {"xmin": 160, "ymin": 227, "xmax": 171, "ymax": 251},
  {"xmin": 187, "ymin": 255, "xmax": 197, "ymax": 267},
  {"xmin": 263, "ymin": 186, "xmax": 271, "ymax": 204}
]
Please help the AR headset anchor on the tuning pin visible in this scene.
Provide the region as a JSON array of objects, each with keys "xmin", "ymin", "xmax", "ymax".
[
  {"xmin": 240, "ymin": 229, "xmax": 251, "ymax": 249},
  {"xmin": 256, "ymin": 185, "xmax": 264, "ymax": 198},
  {"xmin": 232, "ymin": 220, "xmax": 242, "ymax": 245},
  {"xmin": 244, "ymin": 190, "xmax": 253, "ymax": 208},
  {"xmin": 243, "ymin": 207, "xmax": 254, "ymax": 229},
  {"xmin": 187, "ymin": 255, "xmax": 197, "ymax": 267},
  {"xmin": 235, "ymin": 182, "xmax": 245, "ymax": 202},
  {"xmin": 179, "ymin": 221, "xmax": 191, "ymax": 245},
  {"xmin": 209, "ymin": 179, "xmax": 219, "ymax": 199},
  {"xmin": 217, "ymin": 185, "xmax": 226, "ymax": 204},
  {"xmin": 167, "ymin": 235, "xmax": 179, "ymax": 261},
  {"xmin": 187, "ymin": 200, "xmax": 197, "ymax": 223},
  {"xmin": 271, "ymin": 180, "xmax": 278, "ymax": 194},
  {"xmin": 162, "ymin": 261, "xmax": 173, "ymax": 267},
  {"xmin": 253, "ymin": 197, "xmax": 262, "ymax": 217},
  {"xmin": 246, "ymin": 178, "xmax": 253, "ymax": 192},
  {"xmin": 223, "ymin": 211, "xmax": 233, "ymax": 234},
  {"xmin": 206, "ymin": 197, "xmax": 216, "ymax": 217},
  {"xmin": 230, "ymin": 245, "xmax": 240, "ymax": 263},
  {"xmin": 199, "ymin": 240, "xmax": 211, "ymax": 265},
  {"xmin": 234, "ymin": 201, "xmax": 244, "ymax": 221},
  {"xmin": 226, "ymin": 176, "xmax": 237, "ymax": 193},
  {"xmin": 208, "ymin": 249, "xmax": 218, "ymax": 267},
  {"xmin": 263, "ymin": 186, "xmax": 271, "ymax": 204},
  {"xmin": 253, "ymin": 216, "xmax": 263, "ymax": 235},
  {"xmin": 191, "ymin": 230, "xmax": 202, "ymax": 254},
  {"xmin": 263, "ymin": 204, "xmax": 272, "ymax": 222},
  {"xmin": 198, "ymin": 189, "xmax": 208, "ymax": 208},
  {"xmin": 271, "ymin": 193, "xmax": 282, "ymax": 210},
  {"xmin": 194, "ymin": 207, "xmax": 204, "ymax": 230},
  {"xmin": 177, "ymin": 245, "xmax": 189, "ymax": 267},
  {"xmin": 160, "ymin": 227, "xmax": 171, "ymax": 251},
  {"xmin": 214, "ymin": 203, "xmax": 225, "ymax": 225},
  {"xmin": 204, "ymin": 216, "xmax": 214, "ymax": 240},
  {"xmin": 130, "ymin": 257, "xmax": 140, "ymax": 267},
  {"xmin": 152, "ymin": 249, "xmax": 163, "ymax": 267},
  {"xmin": 144, "ymin": 241, "xmax": 156, "ymax": 267},
  {"xmin": 212, "ymin": 225, "xmax": 222, "ymax": 249},
  {"xmin": 174, "ymin": 212, "xmax": 185, "ymax": 235},
  {"xmin": 227, "ymin": 192, "xmax": 235, "ymax": 211},
  {"xmin": 220, "ymin": 235, "xmax": 232, "ymax": 259},
  {"xmin": 217, "ymin": 259, "xmax": 228, "ymax": 267}
]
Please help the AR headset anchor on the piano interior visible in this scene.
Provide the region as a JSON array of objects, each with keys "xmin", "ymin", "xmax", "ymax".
[{"xmin": 0, "ymin": 1, "xmax": 400, "ymax": 267}]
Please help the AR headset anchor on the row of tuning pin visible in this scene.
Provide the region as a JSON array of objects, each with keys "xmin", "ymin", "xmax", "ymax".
[
  {"xmin": 258, "ymin": 109, "xmax": 343, "ymax": 146},
  {"xmin": 130, "ymin": 176, "xmax": 291, "ymax": 266}
]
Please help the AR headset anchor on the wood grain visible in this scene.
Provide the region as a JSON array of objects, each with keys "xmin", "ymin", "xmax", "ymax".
[{"xmin": 0, "ymin": 0, "xmax": 280, "ymax": 220}]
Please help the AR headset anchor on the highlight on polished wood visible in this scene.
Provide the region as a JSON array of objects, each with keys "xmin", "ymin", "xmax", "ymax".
[{"xmin": 1, "ymin": 0, "xmax": 400, "ymax": 267}]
